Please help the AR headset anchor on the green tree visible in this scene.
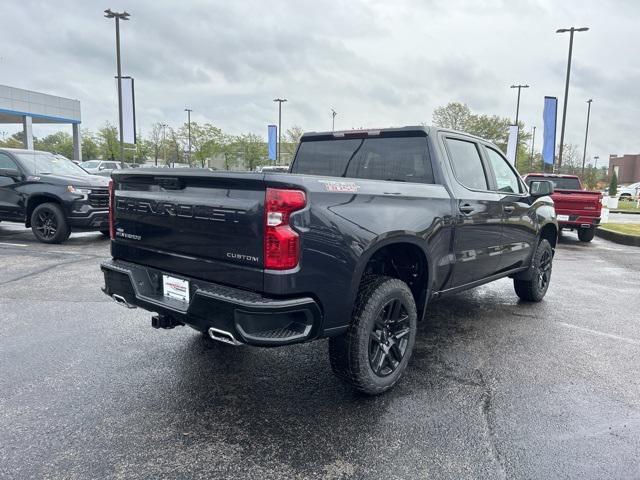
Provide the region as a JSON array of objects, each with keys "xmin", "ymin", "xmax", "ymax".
[
  {"xmin": 432, "ymin": 102, "xmax": 531, "ymax": 169},
  {"xmin": 35, "ymin": 132, "xmax": 74, "ymax": 158},
  {"xmin": 281, "ymin": 125, "xmax": 304, "ymax": 161},
  {"xmin": 233, "ymin": 133, "xmax": 267, "ymax": 171},
  {"xmin": 0, "ymin": 132, "xmax": 25, "ymax": 149},
  {"xmin": 148, "ymin": 123, "xmax": 164, "ymax": 166},
  {"xmin": 81, "ymin": 129, "xmax": 100, "ymax": 160},
  {"xmin": 134, "ymin": 138, "xmax": 152, "ymax": 164},
  {"xmin": 181, "ymin": 122, "xmax": 226, "ymax": 168},
  {"xmin": 97, "ymin": 123, "xmax": 119, "ymax": 160},
  {"xmin": 432, "ymin": 102, "xmax": 471, "ymax": 131},
  {"xmin": 609, "ymin": 171, "xmax": 618, "ymax": 197}
]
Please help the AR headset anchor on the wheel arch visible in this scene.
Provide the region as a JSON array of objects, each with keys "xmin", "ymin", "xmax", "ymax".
[
  {"xmin": 348, "ymin": 234, "xmax": 433, "ymax": 320},
  {"xmin": 539, "ymin": 222, "xmax": 558, "ymax": 250},
  {"xmin": 25, "ymin": 194, "xmax": 65, "ymax": 227}
]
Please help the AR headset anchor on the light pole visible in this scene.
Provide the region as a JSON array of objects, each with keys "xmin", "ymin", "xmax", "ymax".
[
  {"xmin": 510, "ymin": 84, "xmax": 529, "ymax": 165},
  {"xmin": 581, "ymin": 99, "xmax": 593, "ymax": 176},
  {"xmin": 185, "ymin": 108, "xmax": 192, "ymax": 165},
  {"xmin": 556, "ymin": 26, "xmax": 589, "ymax": 169},
  {"xmin": 104, "ymin": 8, "xmax": 130, "ymax": 164},
  {"xmin": 529, "ymin": 126, "xmax": 536, "ymax": 170},
  {"xmin": 331, "ymin": 108, "xmax": 337, "ymax": 131},
  {"xmin": 273, "ymin": 98, "xmax": 287, "ymax": 165},
  {"xmin": 510, "ymin": 84, "xmax": 529, "ymax": 126}
]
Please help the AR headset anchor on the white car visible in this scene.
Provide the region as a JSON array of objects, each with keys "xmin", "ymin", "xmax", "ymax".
[
  {"xmin": 79, "ymin": 160, "xmax": 127, "ymax": 176},
  {"xmin": 618, "ymin": 182, "xmax": 640, "ymax": 200}
]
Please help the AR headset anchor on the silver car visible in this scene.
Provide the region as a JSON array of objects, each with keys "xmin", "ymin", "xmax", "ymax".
[{"xmin": 79, "ymin": 160, "xmax": 127, "ymax": 177}]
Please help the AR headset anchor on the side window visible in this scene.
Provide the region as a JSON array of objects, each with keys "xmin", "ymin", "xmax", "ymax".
[
  {"xmin": 485, "ymin": 148, "xmax": 522, "ymax": 193},
  {"xmin": 445, "ymin": 138, "xmax": 488, "ymax": 190},
  {"xmin": 0, "ymin": 153, "xmax": 18, "ymax": 170}
]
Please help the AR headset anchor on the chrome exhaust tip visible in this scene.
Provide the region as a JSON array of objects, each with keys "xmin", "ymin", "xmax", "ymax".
[
  {"xmin": 208, "ymin": 327, "xmax": 241, "ymax": 346},
  {"xmin": 112, "ymin": 294, "xmax": 136, "ymax": 309}
]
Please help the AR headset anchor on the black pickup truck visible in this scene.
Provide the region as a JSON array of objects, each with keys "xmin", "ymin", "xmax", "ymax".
[
  {"xmin": 102, "ymin": 126, "xmax": 557, "ymax": 394},
  {"xmin": 0, "ymin": 148, "xmax": 110, "ymax": 243}
]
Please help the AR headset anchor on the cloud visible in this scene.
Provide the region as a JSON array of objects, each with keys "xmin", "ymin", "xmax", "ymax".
[{"xmin": 0, "ymin": 0, "xmax": 638, "ymax": 159}]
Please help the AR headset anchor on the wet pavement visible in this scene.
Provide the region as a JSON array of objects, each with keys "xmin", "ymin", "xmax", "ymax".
[{"xmin": 1, "ymin": 223, "xmax": 639, "ymax": 479}]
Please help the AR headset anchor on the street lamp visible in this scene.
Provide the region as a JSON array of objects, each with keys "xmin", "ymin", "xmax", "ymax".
[
  {"xmin": 510, "ymin": 84, "xmax": 529, "ymax": 126},
  {"xmin": 331, "ymin": 108, "xmax": 337, "ymax": 131},
  {"xmin": 510, "ymin": 84, "xmax": 529, "ymax": 165},
  {"xmin": 185, "ymin": 108, "xmax": 192, "ymax": 165},
  {"xmin": 104, "ymin": 8, "xmax": 131, "ymax": 163},
  {"xmin": 581, "ymin": 99, "xmax": 593, "ymax": 176},
  {"xmin": 273, "ymin": 98, "xmax": 287, "ymax": 165},
  {"xmin": 556, "ymin": 26, "xmax": 589, "ymax": 168}
]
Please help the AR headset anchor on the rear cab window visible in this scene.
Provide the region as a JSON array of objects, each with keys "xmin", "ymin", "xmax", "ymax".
[
  {"xmin": 525, "ymin": 175, "xmax": 581, "ymax": 190},
  {"xmin": 291, "ymin": 134, "xmax": 434, "ymax": 184}
]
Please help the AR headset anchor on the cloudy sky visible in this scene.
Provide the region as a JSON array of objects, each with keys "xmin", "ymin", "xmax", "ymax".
[{"xmin": 1, "ymin": 0, "xmax": 638, "ymax": 161}]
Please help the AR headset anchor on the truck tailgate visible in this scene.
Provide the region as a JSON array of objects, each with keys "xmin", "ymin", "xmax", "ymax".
[
  {"xmin": 552, "ymin": 190, "xmax": 602, "ymax": 216},
  {"xmin": 111, "ymin": 169, "xmax": 265, "ymax": 290}
]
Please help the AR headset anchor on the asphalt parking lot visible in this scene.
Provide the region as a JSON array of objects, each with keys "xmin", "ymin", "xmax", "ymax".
[{"xmin": 1, "ymin": 223, "xmax": 639, "ymax": 480}]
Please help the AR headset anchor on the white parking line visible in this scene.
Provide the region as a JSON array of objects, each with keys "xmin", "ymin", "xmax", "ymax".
[
  {"xmin": 557, "ymin": 321, "xmax": 640, "ymax": 346},
  {"xmin": 0, "ymin": 242, "xmax": 28, "ymax": 247}
]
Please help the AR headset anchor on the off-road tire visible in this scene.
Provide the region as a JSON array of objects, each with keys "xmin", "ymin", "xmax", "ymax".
[
  {"xmin": 329, "ymin": 275, "xmax": 417, "ymax": 395},
  {"xmin": 514, "ymin": 239, "xmax": 553, "ymax": 302},
  {"xmin": 577, "ymin": 227, "xmax": 596, "ymax": 242},
  {"xmin": 31, "ymin": 203, "xmax": 70, "ymax": 244}
]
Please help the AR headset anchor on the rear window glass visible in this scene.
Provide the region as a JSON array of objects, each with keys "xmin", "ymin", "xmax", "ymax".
[
  {"xmin": 526, "ymin": 176, "xmax": 580, "ymax": 190},
  {"xmin": 291, "ymin": 136, "xmax": 433, "ymax": 183}
]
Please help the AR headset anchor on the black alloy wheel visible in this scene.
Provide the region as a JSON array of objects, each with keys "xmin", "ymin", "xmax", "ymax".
[
  {"xmin": 34, "ymin": 209, "xmax": 58, "ymax": 240},
  {"xmin": 369, "ymin": 298, "xmax": 412, "ymax": 377},
  {"xmin": 514, "ymin": 238, "xmax": 553, "ymax": 302},
  {"xmin": 329, "ymin": 275, "xmax": 417, "ymax": 395},
  {"xmin": 537, "ymin": 247, "xmax": 552, "ymax": 292},
  {"xmin": 30, "ymin": 203, "xmax": 70, "ymax": 244}
]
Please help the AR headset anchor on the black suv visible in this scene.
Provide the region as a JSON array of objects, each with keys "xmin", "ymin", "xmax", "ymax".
[{"xmin": 0, "ymin": 148, "xmax": 110, "ymax": 243}]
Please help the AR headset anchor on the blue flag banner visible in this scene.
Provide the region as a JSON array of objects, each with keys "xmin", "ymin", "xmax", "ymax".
[
  {"xmin": 542, "ymin": 96, "xmax": 558, "ymax": 166},
  {"xmin": 268, "ymin": 124, "xmax": 277, "ymax": 161}
]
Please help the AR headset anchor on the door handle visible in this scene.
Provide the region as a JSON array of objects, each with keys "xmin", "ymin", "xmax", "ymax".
[
  {"xmin": 459, "ymin": 204, "xmax": 475, "ymax": 214},
  {"xmin": 503, "ymin": 205, "xmax": 515, "ymax": 213}
]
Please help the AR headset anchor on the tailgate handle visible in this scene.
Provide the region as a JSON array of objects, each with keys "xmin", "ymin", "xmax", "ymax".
[{"xmin": 155, "ymin": 177, "xmax": 185, "ymax": 190}]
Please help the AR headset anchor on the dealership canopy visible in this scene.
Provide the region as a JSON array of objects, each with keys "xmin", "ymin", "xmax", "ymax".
[{"xmin": 0, "ymin": 84, "xmax": 82, "ymax": 160}]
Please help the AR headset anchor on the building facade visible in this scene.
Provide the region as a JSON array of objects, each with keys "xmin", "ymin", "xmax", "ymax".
[{"xmin": 609, "ymin": 154, "xmax": 640, "ymax": 184}]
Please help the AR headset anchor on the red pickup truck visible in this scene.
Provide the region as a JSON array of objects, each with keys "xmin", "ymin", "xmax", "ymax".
[{"xmin": 523, "ymin": 174, "xmax": 602, "ymax": 242}]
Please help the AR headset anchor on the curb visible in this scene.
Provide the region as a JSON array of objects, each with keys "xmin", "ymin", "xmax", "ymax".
[
  {"xmin": 596, "ymin": 228, "xmax": 640, "ymax": 247},
  {"xmin": 610, "ymin": 209, "xmax": 640, "ymax": 215}
]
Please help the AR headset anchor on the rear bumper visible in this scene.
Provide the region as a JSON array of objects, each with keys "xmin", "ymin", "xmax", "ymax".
[
  {"xmin": 557, "ymin": 214, "xmax": 600, "ymax": 229},
  {"xmin": 100, "ymin": 259, "xmax": 322, "ymax": 347}
]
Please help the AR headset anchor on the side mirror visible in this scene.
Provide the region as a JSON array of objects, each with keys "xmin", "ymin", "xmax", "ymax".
[
  {"xmin": 0, "ymin": 168, "xmax": 21, "ymax": 180},
  {"xmin": 529, "ymin": 180, "xmax": 554, "ymax": 198},
  {"xmin": 98, "ymin": 165, "xmax": 106, "ymax": 170}
]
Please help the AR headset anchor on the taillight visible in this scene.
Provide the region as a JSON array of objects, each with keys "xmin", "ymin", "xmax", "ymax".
[
  {"xmin": 264, "ymin": 188, "xmax": 306, "ymax": 270},
  {"xmin": 108, "ymin": 179, "xmax": 115, "ymax": 240}
]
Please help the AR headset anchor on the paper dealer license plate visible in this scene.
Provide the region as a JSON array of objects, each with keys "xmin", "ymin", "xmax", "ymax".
[
  {"xmin": 163, "ymin": 275, "xmax": 190, "ymax": 303},
  {"xmin": 557, "ymin": 214, "xmax": 569, "ymax": 222}
]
